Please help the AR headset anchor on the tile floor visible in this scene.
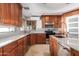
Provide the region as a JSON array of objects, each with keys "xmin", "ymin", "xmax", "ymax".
[{"xmin": 25, "ymin": 44, "xmax": 70, "ymax": 56}]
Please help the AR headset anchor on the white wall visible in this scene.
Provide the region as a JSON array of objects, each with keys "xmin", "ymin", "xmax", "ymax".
[
  {"xmin": 36, "ymin": 20, "xmax": 42, "ymax": 29},
  {"xmin": 31, "ymin": 17, "xmax": 42, "ymax": 29},
  {"xmin": 30, "ymin": 16, "xmax": 42, "ymax": 29}
]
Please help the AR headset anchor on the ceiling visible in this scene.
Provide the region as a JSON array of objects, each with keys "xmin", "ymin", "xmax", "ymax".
[{"xmin": 21, "ymin": 3, "xmax": 79, "ymax": 18}]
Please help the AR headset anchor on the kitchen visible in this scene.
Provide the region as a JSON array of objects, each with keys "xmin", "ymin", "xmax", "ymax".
[{"xmin": 0, "ymin": 3, "xmax": 79, "ymax": 56}]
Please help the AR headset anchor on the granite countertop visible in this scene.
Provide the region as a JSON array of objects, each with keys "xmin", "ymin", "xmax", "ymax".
[
  {"xmin": 0, "ymin": 30, "xmax": 45, "ymax": 48},
  {"xmin": 0, "ymin": 33, "xmax": 29, "ymax": 48},
  {"xmin": 50, "ymin": 35, "xmax": 79, "ymax": 52}
]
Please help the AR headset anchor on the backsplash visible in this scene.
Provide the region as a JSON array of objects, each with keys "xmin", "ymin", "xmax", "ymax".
[{"xmin": 0, "ymin": 31, "xmax": 24, "ymax": 38}]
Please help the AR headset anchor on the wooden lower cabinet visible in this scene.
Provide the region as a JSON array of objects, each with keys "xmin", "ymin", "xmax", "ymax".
[
  {"xmin": 17, "ymin": 36, "xmax": 28, "ymax": 56},
  {"xmin": 0, "ymin": 48, "xmax": 2, "ymax": 56},
  {"xmin": 24, "ymin": 37, "xmax": 28, "ymax": 54},
  {"xmin": 71, "ymin": 48, "xmax": 79, "ymax": 56},
  {"xmin": 7, "ymin": 47, "xmax": 18, "ymax": 56},
  {"xmin": 17, "ymin": 46, "xmax": 24, "ymax": 56},
  {"xmin": 0, "ymin": 33, "xmax": 46, "ymax": 56},
  {"xmin": 49, "ymin": 36, "xmax": 58, "ymax": 56},
  {"xmin": 26, "ymin": 35, "xmax": 31, "ymax": 46},
  {"xmin": 17, "ymin": 38, "xmax": 24, "ymax": 56},
  {"xmin": 3, "ymin": 41, "xmax": 18, "ymax": 56},
  {"xmin": 30, "ymin": 34, "xmax": 36, "ymax": 45},
  {"xmin": 29, "ymin": 33, "xmax": 46, "ymax": 45},
  {"xmin": 0, "ymin": 35, "xmax": 28, "ymax": 56},
  {"xmin": 36, "ymin": 33, "xmax": 46, "ymax": 44}
]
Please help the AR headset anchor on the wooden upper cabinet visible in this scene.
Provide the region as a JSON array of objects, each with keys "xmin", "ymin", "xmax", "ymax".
[
  {"xmin": 41, "ymin": 15, "xmax": 62, "ymax": 28},
  {"xmin": 10, "ymin": 3, "xmax": 15, "ymax": 25},
  {"xmin": 45, "ymin": 16, "xmax": 50, "ymax": 23},
  {"xmin": 0, "ymin": 4, "xmax": 2, "ymax": 22},
  {"xmin": 0, "ymin": 3, "xmax": 22, "ymax": 26},
  {"xmin": 19, "ymin": 6, "xmax": 22, "ymax": 27},
  {"xmin": 0, "ymin": 4, "xmax": 11, "ymax": 24},
  {"xmin": 0, "ymin": 4, "xmax": 6, "ymax": 24},
  {"xmin": 6, "ymin": 4, "xmax": 11, "ymax": 24}
]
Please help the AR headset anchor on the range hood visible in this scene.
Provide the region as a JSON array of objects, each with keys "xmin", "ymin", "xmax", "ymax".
[{"xmin": 45, "ymin": 23, "xmax": 53, "ymax": 28}]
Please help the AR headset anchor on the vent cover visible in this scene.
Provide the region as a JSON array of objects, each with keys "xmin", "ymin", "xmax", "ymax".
[{"xmin": 23, "ymin": 7, "xmax": 30, "ymax": 10}]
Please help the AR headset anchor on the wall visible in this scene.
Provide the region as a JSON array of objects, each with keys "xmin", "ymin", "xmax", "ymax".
[
  {"xmin": 36, "ymin": 20, "xmax": 42, "ymax": 29},
  {"xmin": 30, "ymin": 17, "xmax": 42, "ymax": 29}
]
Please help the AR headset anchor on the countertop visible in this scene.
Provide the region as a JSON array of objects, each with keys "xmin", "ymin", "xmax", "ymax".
[
  {"xmin": 0, "ymin": 30, "xmax": 45, "ymax": 48},
  {"xmin": 0, "ymin": 33, "xmax": 29, "ymax": 48},
  {"xmin": 50, "ymin": 35, "xmax": 79, "ymax": 52}
]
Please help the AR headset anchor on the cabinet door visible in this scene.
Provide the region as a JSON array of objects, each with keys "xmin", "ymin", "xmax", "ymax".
[
  {"xmin": 18, "ymin": 46, "xmax": 23, "ymax": 56},
  {"xmin": 45, "ymin": 16, "xmax": 50, "ymax": 23},
  {"xmin": 6, "ymin": 47, "xmax": 17, "ymax": 56},
  {"xmin": 30, "ymin": 34, "xmax": 36, "ymax": 45},
  {"xmin": 17, "ymin": 38, "xmax": 24, "ymax": 56},
  {"xmin": 14, "ymin": 4, "xmax": 22, "ymax": 27},
  {"xmin": 0, "ymin": 4, "xmax": 7, "ymax": 24},
  {"xmin": 0, "ymin": 3, "xmax": 22, "ymax": 26},
  {"xmin": 0, "ymin": 48, "xmax": 2, "ymax": 56},
  {"xmin": 16, "ymin": 4, "xmax": 22, "ymax": 27},
  {"xmin": 23, "ymin": 37, "xmax": 28, "ymax": 54},
  {"xmin": 41, "ymin": 16, "xmax": 46, "ymax": 28},
  {"xmin": 57, "ymin": 16, "xmax": 62, "ymax": 28},
  {"xmin": 0, "ymin": 4, "xmax": 2, "ymax": 23},
  {"xmin": 6, "ymin": 4, "xmax": 11, "ymax": 24},
  {"xmin": 15, "ymin": 4, "xmax": 18, "ymax": 26},
  {"xmin": 3, "ymin": 41, "xmax": 17, "ymax": 56},
  {"xmin": 26, "ymin": 35, "xmax": 31, "ymax": 46},
  {"xmin": 2, "ymin": 4, "xmax": 11, "ymax": 24},
  {"xmin": 49, "ymin": 37, "xmax": 58, "ymax": 56},
  {"xmin": 0, "ymin": 4, "xmax": 11, "ymax": 25},
  {"xmin": 10, "ymin": 3, "xmax": 15, "ymax": 25},
  {"xmin": 37, "ymin": 33, "xmax": 46, "ymax": 44}
]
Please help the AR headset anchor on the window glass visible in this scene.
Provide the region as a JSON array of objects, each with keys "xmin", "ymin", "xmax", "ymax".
[{"xmin": 66, "ymin": 15, "xmax": 79, "ymax": 38}]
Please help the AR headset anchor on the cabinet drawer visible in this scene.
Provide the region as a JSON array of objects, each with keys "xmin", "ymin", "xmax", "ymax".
[
  {"xmin": 0, "ymin": 48, "xmax": 2, "ymax": 56},
  {"xmin": 3, "ymin": 41, "xmax": 17, "ymax": 53}
]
